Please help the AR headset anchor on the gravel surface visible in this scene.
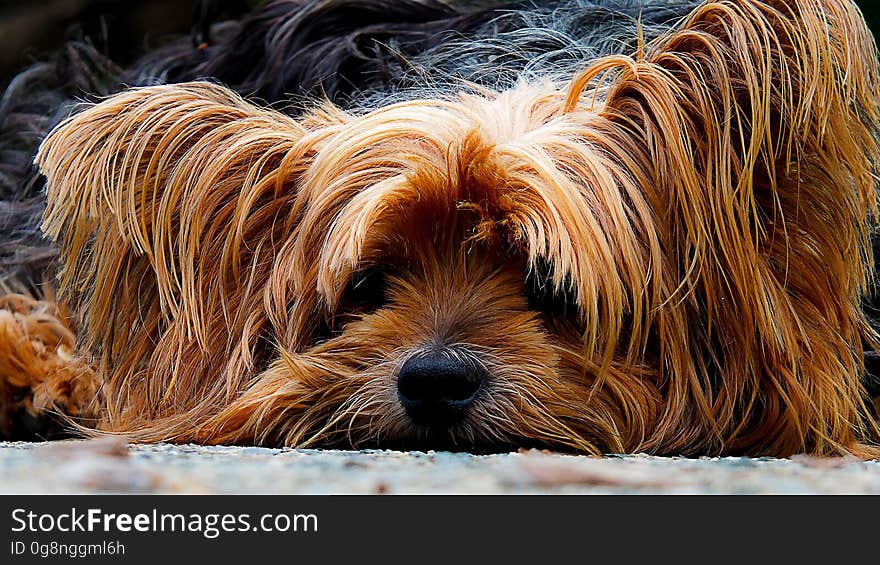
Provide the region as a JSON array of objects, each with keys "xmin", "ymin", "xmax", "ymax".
[{"xmin": 1, "ymin": 439, "xmax": 879, "ymax": 494}]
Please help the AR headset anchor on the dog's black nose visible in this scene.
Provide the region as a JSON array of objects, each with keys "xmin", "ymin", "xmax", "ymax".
[{"xmin": 397, "ymin": 350, "xmax": 483, "ymax": 428}]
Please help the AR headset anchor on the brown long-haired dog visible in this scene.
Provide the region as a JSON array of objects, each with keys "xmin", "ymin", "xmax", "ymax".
[{"xmin": 3, "ymin": 0, "xmax": 880, "ymax": 456}]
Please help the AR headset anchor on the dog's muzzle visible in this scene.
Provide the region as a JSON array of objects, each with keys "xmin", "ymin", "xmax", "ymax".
[{"xmin": 397, "ymin": 348, "xmax": 485, "ymax": 429}]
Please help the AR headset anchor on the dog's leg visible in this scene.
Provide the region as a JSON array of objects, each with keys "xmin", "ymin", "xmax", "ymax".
[
  {"xmin": 192, "ymin": 352, "xmax": 356, "ymax": 447},
  {"xmin": 0, "ymin": 293, "xmax": 102, "ymax": 440}
]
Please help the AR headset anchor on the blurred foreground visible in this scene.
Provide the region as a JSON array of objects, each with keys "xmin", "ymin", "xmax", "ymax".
[{"xmin": 1, "ymin": 439, "xmax": 878, "ymax": 494}]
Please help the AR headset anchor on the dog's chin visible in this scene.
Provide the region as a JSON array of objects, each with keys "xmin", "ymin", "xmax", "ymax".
[{"xmin": 333, "ymin": 412, "xmax": 569, "ymax": 454}]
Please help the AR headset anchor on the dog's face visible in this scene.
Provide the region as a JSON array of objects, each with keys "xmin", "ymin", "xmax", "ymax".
[
  {"xmin": 315, "ymin": 238, "xmax": 585, "ymax": 452},
  {"xmin": 261, "ymin": 90, "xmax": 662, "ymax": 454},
  {"xmin": 310, "ymin": 217, "xmax": 606, "ymax": 453}
]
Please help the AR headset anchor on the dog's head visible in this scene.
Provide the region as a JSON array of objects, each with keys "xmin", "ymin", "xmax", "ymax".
[
  {"xmin": 36, "ymin": 0, "xmax": 880, "ymax": 455},
  {"xmin": 275, "ymin": 88, "xmax": 663, "ymax": 452}
]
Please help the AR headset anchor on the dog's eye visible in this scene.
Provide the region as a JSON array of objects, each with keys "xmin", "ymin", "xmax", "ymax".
[
  {"xmin": 344, "ymin": 267, "xmax": 389, "ymax": 314},
  {"xmin": 525, "ymin": 265, "xmax": 580, "ymax": 317}
]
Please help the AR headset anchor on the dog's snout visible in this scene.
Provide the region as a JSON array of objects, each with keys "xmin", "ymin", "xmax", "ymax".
[{"xmin": 397, "ymin": 350, "xmax": 483, "ymax": 428}]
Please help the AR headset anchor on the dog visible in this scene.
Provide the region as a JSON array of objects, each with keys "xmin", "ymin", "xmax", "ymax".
[{"xmin": 1, "ymin": 0, "xmax": 880, "ymax": 457}]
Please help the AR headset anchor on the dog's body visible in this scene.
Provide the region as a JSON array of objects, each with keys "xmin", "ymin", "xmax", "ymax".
[{"xmin": 1, "ymin": 0, "xmax": 880, "ymax": 456}]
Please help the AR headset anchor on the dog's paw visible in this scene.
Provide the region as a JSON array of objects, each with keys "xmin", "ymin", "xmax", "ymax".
[{"xmin": 0, "ymin": 293, "xmax": 101, "ymax": 440}]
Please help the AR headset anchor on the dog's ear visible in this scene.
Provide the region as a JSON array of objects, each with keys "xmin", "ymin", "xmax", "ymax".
[
  {"xmin": 35, "ymin": 82, "xmax": 342, "ymax": 437},
  {"xmin": 567, "ymin": 0, "xmax": 880, "ymax": 454}
]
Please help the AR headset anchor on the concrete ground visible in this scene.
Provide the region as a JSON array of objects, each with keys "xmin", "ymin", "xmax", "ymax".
[{"xmin": 1, "ymin": 438, "xmax": 879, "ymax": 494}]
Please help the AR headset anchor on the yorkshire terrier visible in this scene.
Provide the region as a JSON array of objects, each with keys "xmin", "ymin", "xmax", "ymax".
[{"xmin": 2, "ymin": 0, "xmax": 880, "ymax": 457}]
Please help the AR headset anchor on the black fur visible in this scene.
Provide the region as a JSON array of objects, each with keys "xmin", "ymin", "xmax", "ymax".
[
  {"xmin": 0, "ymin": 41, "xmax": 120, "ymax": 290},
  {"xmin": 137, "ymin": 0, "xmax": 697, "ymax": 105}
]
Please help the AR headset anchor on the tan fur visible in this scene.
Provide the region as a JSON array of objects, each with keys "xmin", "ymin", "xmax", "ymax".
[
  {"xmin": 0, "ymin": 294, "xmax": 100, "ymax": 438},
  {"xmin": 15, "ymin": 0, "xmax": 880, "ymax": 455}
]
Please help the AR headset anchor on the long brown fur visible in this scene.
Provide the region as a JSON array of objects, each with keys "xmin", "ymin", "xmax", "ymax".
[
  {"xmin": 0, "ymin": 294, "xmax": 100, "ymax": 439},
  {"xmin": 21, "ymin": 0, "xmax": 880, "ymax": 456}
]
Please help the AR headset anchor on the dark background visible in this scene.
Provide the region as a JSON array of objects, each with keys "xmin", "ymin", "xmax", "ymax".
[
  {"xmin": 0, "ymin": 0, "xmax": 254, "ymax": 88},
  {"xmin": 0, "ymin": 0, "xmax": 879, "ymax": 89}
]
